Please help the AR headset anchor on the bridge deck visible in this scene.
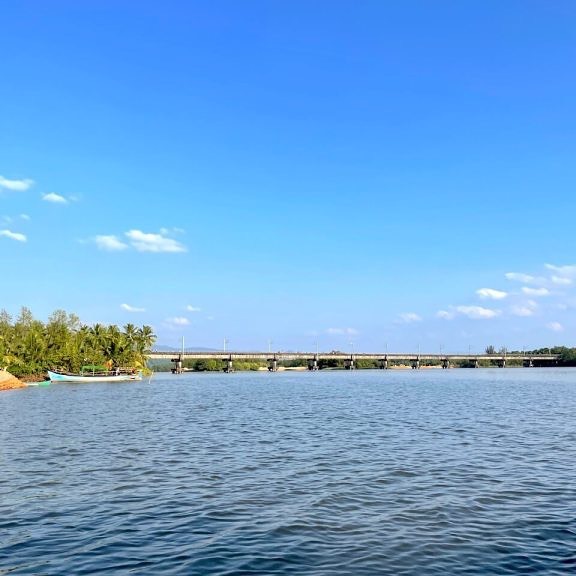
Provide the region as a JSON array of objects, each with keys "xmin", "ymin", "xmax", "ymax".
[{"xmin": 149, "ymin": 351, "xmax": 559, "ymax": 361}]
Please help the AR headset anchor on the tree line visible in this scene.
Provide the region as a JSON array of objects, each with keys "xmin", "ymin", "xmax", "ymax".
[
  {"xmin": 0, "ymin": 307, "xmax": 156, "ymax": 378},
  {"xmin": 485, "ymin": 345, "xmax": 576, "ymax": 364}
]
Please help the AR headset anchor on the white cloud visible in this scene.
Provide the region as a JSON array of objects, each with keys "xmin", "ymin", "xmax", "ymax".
[
  {"xmin": 166, "ymin": 316, "xmax": 190, "ymax": 326},
  {"xmin": 1, "ymin": 214, "xmax": 29, "ymax": 225},
  {"xmin": 186, "ymin": 305, "xmax": 201, "ymax": 312},
  {"xmin": 521, "ymin": 287, "xmax": 550, "ymax": 297},
  {"xmin": 398, "ymin": 312, "xmax": 422, "ymax": 323},
  {"xmin": 505, "ymin": 272, "xmax": 536, "ymax": 283},
  {"xmin": 476, "ymin": 288, "xmax": 508, "ymax": 300},
  {"xmin": 159, "ymin": 227, "xmax": 184, "ymax": 236},
  {"xmin": 455, "ymin": 305, "xmax": 500, "ymax": 319},
  {"xmin": 326, "ymin": 327, "xmax": 359, "ymax": 335},
  {"xmin": 0, "ymin": 176, "xmax": 34, "ymax": 191},
  {"xmin": 42, "ymin": 192, "xmax": 68, "ymax": 204},
  {"xmin": 0, "ymin": 229, "xmax": 27, "ymax": 242},
  {"xmin": 547, "ymin": 321, "xmax": 563, "ymax": 332},
  {"xmin": 436, "ymin": 310, "xmax": 455, "ymax": 320},
  {"xmin": 544, "ymin": 264, "xmax": 576, "ymax": 285},
  {"xmin": 510, "ymin": 305, "xmax": 535, "ymax": 317},
  {"xmin": 551, "ymin": 276, "xmax": 572, "ymax": 286},
  {"xmin": 545, "ymin": 264, "xmax": 576, "ymax": 277},
  {"xmin": 437, "ymin": 306, "xmax": 499, "ymax": 320},
  {"xmin": 121, "ymin": 303, "xmax": 146, "ymax": 312},
  {"xmin": 95, "ymin": 235, "xmax": 129, "ymax": 251},
  {"xmin": 125, "ymin": 229, "xmax": 187, "ymax": 253}
]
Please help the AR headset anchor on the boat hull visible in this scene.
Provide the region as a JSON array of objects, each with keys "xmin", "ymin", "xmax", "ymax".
[{"xmin": 47, "ymin": 370, "xmax": 142, "ymax": 383}]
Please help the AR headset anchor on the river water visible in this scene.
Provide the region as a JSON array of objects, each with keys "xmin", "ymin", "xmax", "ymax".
[{"xmin": 1, "ymin": 368, "xmax": 575, "ymax": 575}]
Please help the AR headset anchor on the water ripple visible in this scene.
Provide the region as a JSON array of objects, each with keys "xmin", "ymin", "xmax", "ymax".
[{"xmin": 1, "ymin": 369, "xmax": 576, "ymax": 574}]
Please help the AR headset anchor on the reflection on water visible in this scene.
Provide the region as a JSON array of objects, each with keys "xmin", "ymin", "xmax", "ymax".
[{"xmin": 1, "ymin": 369, "xmax": 575, "ymax": 575}]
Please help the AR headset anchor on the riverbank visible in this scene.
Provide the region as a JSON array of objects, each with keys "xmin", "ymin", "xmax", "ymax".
[
  {"xmin": 18, "ymin": 373, "xmax": 47, "ymax": 383},
  {"xmin": 0, "ymin": 370, "xmax": 26, "ymax": 391}
]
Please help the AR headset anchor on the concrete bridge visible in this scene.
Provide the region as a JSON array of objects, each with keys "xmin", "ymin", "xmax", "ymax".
[{"xmin": 148, "ymin": 350, "xmax": 560, "ymax": 373}]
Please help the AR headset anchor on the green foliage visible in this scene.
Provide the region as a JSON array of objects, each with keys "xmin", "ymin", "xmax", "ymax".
[
  {"xmin": 318, "ymin": 358, "xmax": 343, "ymax": 369},
  {"xmin": 282, "ymin": 359, "xmax": 308, "ymax": 368},
  {"xmin": 234, "ymin": 361, "xmax": 264, "ymax": 371},
  {"xmin": 189, "ymin": 359, "xmax": 223, "ymax": 371},
  {"xmin": 149, "ymin": 360, "xmax": 172, "ymax": 372},
  {"xmin": 0, "ymin": 307, "xmax": 156, "ymax": 377},
  {"xmin": 555, "ymin": 347, "xmax": 576, "ymax": 365},
  {"xmin": 180, "ymin": 359, "xmax": 264, "ymax": 372},
  {"xmin": 354, "ymin": 359, "xmax": 380, "ymax": 369}
]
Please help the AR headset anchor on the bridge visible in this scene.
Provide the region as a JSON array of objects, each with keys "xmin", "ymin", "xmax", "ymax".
[{"xmin": 148, "ymin": 350, "xmax": 560, "ymax": 373}]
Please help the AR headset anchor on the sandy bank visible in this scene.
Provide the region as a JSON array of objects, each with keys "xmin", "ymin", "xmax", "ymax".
[{"xmin": 0, "ymin": 370, "xmax": 26, "ymax": 391}]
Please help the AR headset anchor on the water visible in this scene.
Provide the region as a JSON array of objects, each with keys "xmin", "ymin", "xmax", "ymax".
[{"xmin": 1, "ymin": 369, "xmax": 575, "ymax": 575}]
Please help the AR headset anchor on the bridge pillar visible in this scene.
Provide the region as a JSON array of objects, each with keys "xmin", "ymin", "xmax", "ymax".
[
  {"xmin": 499, "ymin": 358, "xmax": 506, "ymax": 368},
  {"xmin": 379, "ymin": 357, "xmax": 389, "ymax": 369},
  {"xmin": 268, "ymin": 357, "xmax": 278, "ymax": 372},
  {"xmin": 528, "ymin": 357, "xmax": 533, "ymax": 367},
  {"xmin": 171, "ymin": 354, "xmax": 183, "ymax": 374},
  {"xmin": 345, "ymin": 356, "xmax": 355, "ymax": 370},
  {"xmin": 412, "ymin": 357, "xmax": 420, "ymax": 369},
  {"xmin": 442, "ymin": 358, "xmax": 450, "ymax": 369},
  {"xmin": 223, "ymin": 355, "xmax": 234, "ymax": 373},
  {"xmin": 308, "ymin": 356, "xmax": 319, "ymax": 371},
  {"xmin": 474, "ymin": 358, "xmax": 479, "ymax": 368}
]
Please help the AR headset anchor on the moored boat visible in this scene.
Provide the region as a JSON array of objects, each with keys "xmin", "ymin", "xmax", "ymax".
[{"xmin": 47, "ymin": 369, "xmax": 142, "ymax": 383}]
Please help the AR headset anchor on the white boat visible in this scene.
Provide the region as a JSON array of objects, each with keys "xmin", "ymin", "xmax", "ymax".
[{"xmin": 47, "ymin": 369, "xmax": 142, "ymax": 383}]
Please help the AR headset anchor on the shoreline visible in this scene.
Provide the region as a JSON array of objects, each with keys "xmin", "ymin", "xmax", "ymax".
[{"xmin": 0, "ymin": 370, "xmax": 26, "ymax": 391}]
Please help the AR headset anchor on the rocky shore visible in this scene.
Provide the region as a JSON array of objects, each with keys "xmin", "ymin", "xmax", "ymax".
[{"xmin": 0, "ymin": 370, "xmax": 27, "ymax": 391}]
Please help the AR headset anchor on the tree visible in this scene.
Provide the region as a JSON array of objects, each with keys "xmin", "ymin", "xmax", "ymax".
[
  {"xmin": 134, "ymin": 325, "xmax": 156, "ymax": 368},
  {"xmin": 0, "ymin": 308, "xmax": 156, "ymax": 376}
]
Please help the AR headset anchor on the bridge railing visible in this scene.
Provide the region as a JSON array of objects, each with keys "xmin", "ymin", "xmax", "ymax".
[{"xmin": 149, "ymin": 350, "xmax": 559, "ymax": 361}]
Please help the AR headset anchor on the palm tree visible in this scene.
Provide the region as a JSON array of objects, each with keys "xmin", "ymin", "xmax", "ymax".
[
  {"xmin": 123, "ymin": 323, "xmax": 137, "ymax": 353},
  {"xmin": 135, "ymin": 325, "xmax": 156, "ymax": 368}
]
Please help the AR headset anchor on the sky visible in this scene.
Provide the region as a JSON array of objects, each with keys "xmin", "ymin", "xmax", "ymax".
[{"xmin": 1, "ymin": 0, "xmax": 576, "ymax": 353}]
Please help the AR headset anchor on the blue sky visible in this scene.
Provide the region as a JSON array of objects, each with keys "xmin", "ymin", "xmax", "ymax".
[{"xmin": 1, "ymin": 0, "xmax": 575, "ymax": 353}]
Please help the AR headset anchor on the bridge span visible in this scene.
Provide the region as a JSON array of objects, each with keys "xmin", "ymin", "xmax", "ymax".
[{"xmin": 148, "ymin": 350, "xmax": 560, "ymax": 373}]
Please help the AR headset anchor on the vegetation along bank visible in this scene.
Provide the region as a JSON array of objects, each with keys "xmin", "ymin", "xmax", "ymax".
[{"xmin": 0, "ymin": 307, "xmax": 155, "ymax": 381}]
